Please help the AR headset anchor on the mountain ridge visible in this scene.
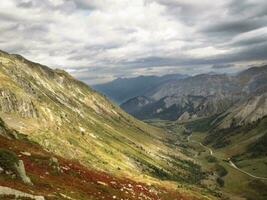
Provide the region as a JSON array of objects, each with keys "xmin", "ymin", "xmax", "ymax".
[
  {"xmin": 93, "ymin": 73, "xmax": 188, "ymax": 104},
  {"xmin": 121, "ymin": 65, "xmax": 267, "ymax": 122}
]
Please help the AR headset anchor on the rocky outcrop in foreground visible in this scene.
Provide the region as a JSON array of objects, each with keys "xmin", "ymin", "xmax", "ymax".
[{"xmin": 0, "ymin": 186, "xmax": 45, "ymax": 200}]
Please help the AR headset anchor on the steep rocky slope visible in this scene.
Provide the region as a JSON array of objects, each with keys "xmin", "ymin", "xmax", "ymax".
[{"xmin": 0, "ymin": 50, "xmax": 215, "ymax": 199}]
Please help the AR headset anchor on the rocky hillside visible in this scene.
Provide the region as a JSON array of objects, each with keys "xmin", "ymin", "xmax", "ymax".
[{"xmin": 0, "ymin": 50, "xmax": 215, "ymax": 200}]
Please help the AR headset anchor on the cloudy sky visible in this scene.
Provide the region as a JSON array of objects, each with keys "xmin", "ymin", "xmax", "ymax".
[{"xmin": 1, "ymin": 0, "xmax": 267, "ymax": 84}]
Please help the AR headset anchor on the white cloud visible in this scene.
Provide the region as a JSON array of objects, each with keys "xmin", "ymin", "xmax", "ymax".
[{"xmin": 0, "ymin": 0, "xmax": 266, "ymax": 84}]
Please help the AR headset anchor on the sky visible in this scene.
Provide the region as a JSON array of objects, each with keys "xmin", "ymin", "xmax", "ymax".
[{"xmin": 0, "ymin": 0, "xmax": 267, "ymax": 85}]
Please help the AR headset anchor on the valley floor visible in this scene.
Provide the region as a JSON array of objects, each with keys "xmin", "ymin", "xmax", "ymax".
[{"xmin": 146, "ymin": 119, "xmax": 267, "ymax": 200}]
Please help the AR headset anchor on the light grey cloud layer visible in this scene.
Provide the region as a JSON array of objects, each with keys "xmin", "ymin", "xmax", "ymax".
[{"xmin": 0, "ymin": 0, "xmax": 266, "ymax": 84}]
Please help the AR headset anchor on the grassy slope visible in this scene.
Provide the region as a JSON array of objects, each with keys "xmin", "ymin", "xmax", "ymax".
[
  {"xmin": 0, "ymin": 50, "xmax": 215, "ymax": 199},
  {"xmin": 0, "ymin": 51, "xmax": 169, "ymax": 174},
  {"xmin": 0, "ymin": 120, "xmax": 206, "ymax": 200}
]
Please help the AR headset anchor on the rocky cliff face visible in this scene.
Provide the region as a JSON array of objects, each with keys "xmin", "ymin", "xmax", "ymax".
[{"xmin": 209, "ymin": 66, "xmax": 267, "ymax": 130}]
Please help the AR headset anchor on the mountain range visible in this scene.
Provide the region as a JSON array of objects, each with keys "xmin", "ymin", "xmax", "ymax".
[
  {"xmin": 92, "ymin": 74, "xmax": 188, "ymax": 104},
  {"xmin": 120, "ymin": 66, "xmax": 267, "ymax": 124}
]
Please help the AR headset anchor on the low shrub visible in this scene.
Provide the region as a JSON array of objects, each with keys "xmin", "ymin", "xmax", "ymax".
[
  {"xmin": 206, "ymin": 155, "xmax": 217, "ymax": 163},
  {"xmin": 216, "ymin": 177, "xmax": 224, "ymax": 187},
  {"xmin": 215, "ymin": 164, "xmax": 228, "ymax": 177},
  {"xmin": 0, "ymin": 148, "xmax": 19, "ymax": 171}
]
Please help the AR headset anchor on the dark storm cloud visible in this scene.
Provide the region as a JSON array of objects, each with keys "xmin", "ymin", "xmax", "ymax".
[
  {"xmin": 201, "ymin": 0, "xmax": 267, "ymax": 39},
  {"xmin": 119, "ymin": 40, "xmax": 267, "ymax": 69},
  {"xmin": 202, "ymin": 19, "xmax": 265, "ymax": 37},
  {"xmin": 227, "ymin": 0, "xmax": 267, "ymax": 18},
  {"xmin": 230, "ymin": 33, "xmax": 267, "ymax": 47},
  {"xmin": 223, "ymin": 42, "xmax": 267, "ymax": 62}
]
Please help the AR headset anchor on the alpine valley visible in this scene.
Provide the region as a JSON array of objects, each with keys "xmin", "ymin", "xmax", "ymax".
[
  {"xmin": 1, "ymin": 0, "xmax": 267, "ymax": 199},
  {"xmin": 97, "ymin": 64, "xmax": 267, "ymax": 200},
  {"xmin": 0, "ymin": 50, "xmax": 219, "ymax": 200},
  {"xmin": 1, "ymin": 49, "xmax": 267, "ymax": 200}
]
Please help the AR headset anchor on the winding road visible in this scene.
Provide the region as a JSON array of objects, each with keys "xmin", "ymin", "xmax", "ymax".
[
  {"xmin": 228, "ymin": 160, "xmax": 267, "ymax": 180},
  {"xmin": 187, "ymin": 134, "xmax": 213, "ymax": 156},
  {"xmin": 187, "ymin": 134, "xmax": 267, "ymax": 180}
]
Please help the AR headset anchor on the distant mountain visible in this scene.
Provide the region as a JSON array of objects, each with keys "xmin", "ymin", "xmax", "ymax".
[
  {"xmin": 202, "ymin": 65, "xmax": 267, "ymax": 150},
  {"xmin": 92, "ymin": 74, "xmax": 188, "ymax": 104},
  {"xmin": 121, "ymin": 65, "xmax": 267, "ymax": 122},
  {"xmin": 121, "ymin": 96, "xmax": 154, "ymax": 116},
  {"xmin": 121, "ymin": 73, "xmax": 244, "ymax": 120}
]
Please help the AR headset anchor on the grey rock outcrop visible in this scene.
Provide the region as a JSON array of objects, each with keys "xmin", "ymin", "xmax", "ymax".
[
  {"xmin": 0, "ymin": 88, "xmax": 38, "ymax": 118},
  {"xmin": 14, "ymin": 160, "xmax": 33, "ymax": 185},
  {"xmin": 0, "ymin": 186, "xmax": 44, "ymax": 200}
]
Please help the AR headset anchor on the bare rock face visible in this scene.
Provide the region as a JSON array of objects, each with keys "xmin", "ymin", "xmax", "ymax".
[
  {"xmin": 0, "ymin": 89, "xmax": 38, "ymax": 118},
  {"xmin": 14, "ymin": 160, "xmax": 33, "ymax": 185},
  {"xmin": 217, "ymin": 92, "xmax": 267, "ymax": 129},
  {"xmin": 178, "ymin": 112, "xmax": 191, "ymax": 122}
]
